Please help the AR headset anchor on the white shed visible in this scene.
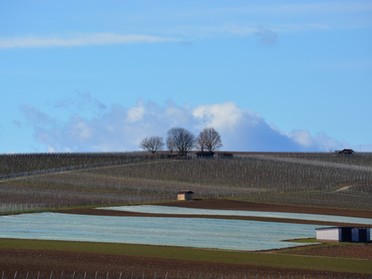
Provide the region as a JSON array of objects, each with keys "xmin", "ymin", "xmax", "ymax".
[
  {"xmin": 316, "ymin": 227, "xmax": 340, "ymax": 241},
  {"xmin": 316, "ymin": 227, "xmax": 371, "ymax": 242},
  {"xmin": 177, "ymin": 190, "xmax": 194, "ymax": 201}
]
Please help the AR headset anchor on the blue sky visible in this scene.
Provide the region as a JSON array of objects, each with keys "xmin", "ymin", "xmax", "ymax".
[{"xmin": 1, "ymin": 1, "xmax": 372, "ymax": 153}]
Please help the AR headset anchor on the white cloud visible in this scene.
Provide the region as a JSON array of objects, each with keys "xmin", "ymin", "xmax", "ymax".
[
  {"xmin": 126, "ymin": 104, "xmax": 145, "ymax": 123},
  {"xmin": 0, "ymin": 33, "xmax": 178, "ymax": 49},
  {"xmin": 290, "ymin": 130, "xmax": 315, "ymax": 148},
  {"xmin": 20, "ymin": 97, "xmax": 345, "ymax": 152},
  {"xmin": 192, "ymin": 102, "xmax": 244, "ymax": 131},
  {"xmin": 72, "ymin": 120, "xmax": 92, "ymax": 140}
]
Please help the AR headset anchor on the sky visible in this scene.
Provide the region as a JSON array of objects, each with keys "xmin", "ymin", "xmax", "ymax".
[{"xmin": 1, "ymin": 0, "xmax": 372, "ymax": 153}]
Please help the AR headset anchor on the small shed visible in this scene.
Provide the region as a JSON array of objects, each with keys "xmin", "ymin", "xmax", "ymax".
[
  {"xmin": 177, "ymin": 190, "xmax": 194, "ymax": 201},
  {"xmin": 196, "ymin": 151, "xmax": 214, "ymax": 159},
  {"xmin": 337, "ymin": 149, "xmax": 354, "ymax": 155},
  {"xmin": 316, "ymin": 227, "xmax": 370, "ymax": 242}
]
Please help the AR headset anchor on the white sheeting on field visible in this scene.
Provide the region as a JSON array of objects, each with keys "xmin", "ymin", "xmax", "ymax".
[
  {"xmin": 100, "ymin": 205, "xmax": 372, "ymax": 225},
  {"xmin": 0, "ymin": 212, "xmax": 320, "ymax": 251}
]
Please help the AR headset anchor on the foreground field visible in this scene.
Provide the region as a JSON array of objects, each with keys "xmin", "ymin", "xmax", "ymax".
[
  {"xmin": 1, "ymin": 152, "xmax": 372, "ymax": 277},
  {"xmin": 1, "ymin": 238, "xmax": 372, "ymax": 279},
  {"xmin": 1, "ymin": 200, "xmax": 372, "ymax": 278}
]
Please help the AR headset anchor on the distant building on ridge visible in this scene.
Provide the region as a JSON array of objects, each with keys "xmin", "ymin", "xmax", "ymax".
[
  {"xmin": 195, "ymin": 151, "xmax": 215, "ymax": 159},
  {"xmin": 177, "ymin": 190, "xmax": 194, "ymax": 201},
  {"xmin": 336, "ymin": 149, "xmax": 354, "ymax": 155}
]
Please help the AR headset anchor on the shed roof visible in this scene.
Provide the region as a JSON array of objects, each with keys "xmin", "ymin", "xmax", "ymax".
[
  {"xmin": 316, "ymin": 226, "xmax": 370, "ymax": 231},
  {"xmin": 337, "ymin": 149, "xmax": 354, "ymax": 154},
  {"xmin": 177, "ymin": 190, "xmax": 194, "ymax": 194}
]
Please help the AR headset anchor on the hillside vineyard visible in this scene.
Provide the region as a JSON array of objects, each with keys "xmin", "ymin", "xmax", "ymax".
[{"xmin": 1, "ymin": 152, "xmax": 372, "ymax": 214}]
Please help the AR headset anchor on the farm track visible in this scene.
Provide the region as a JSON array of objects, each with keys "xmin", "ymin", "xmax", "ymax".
[{"xmin": 244, "ymin": 154, "xmax": 372, "ymax": 173}]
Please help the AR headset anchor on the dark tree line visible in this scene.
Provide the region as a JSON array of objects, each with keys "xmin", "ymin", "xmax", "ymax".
[{"xmin": 140, "ymin": 127, "xmax": 222, "ymax": 156}]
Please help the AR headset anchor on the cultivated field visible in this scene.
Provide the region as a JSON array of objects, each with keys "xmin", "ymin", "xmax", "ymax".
[
  {"xmin": 1, "ymin": 152, "xmax": 372, "ymax": 278},
  {"xmin": 1, "ymin": 152, "xmax": 372, "ymax": 213}
]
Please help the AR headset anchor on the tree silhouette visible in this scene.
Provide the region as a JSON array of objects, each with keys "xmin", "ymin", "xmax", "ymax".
[
  {"xmin": 197, "ymin": 127, "xmax": 222, "ymax": 152},
  {"xmin": 139, "ymin": 136, "xmax": 164, "ymax": 154},
  {"xmin": 166, "ymin": 127, "xmax": 195, "ymax": 156}
]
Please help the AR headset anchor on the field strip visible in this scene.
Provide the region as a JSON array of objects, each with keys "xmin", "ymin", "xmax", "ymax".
[
  {"xmin": 0, "ymin": 159, "xmax": 174, "ymax": 183},
  {"xmin": 1, "ymin": 239, "xmax": 372, "ymax": 275},
  {"xmin": 99, "ymin": 205, "xmax": 372, "ymax": 225},
  {"xmin": 63, "ymin": 208, "xmax": 372, "ymax": 227},
  {"xmin": 245, "ymin": 154, "xmax": 372, "ymax": 172}
]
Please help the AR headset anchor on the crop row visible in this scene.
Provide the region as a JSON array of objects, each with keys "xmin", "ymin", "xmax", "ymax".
[
  {"xmin": 249, "ymin": 152, "xmax": 372, "ymax": 166},
  {"xmin": 0, "ymin": 152, "xmax": 151, "ymax": 177},
  {"xmin": 1, "ymin": 153, "xmax": 372, "ymax": 213},
  {"xmin": 2, "ymin": 152, "xmax": 372, "ymax": 176},
  {"xmin": 0, "ymin": 270, "xmax": 363, "ymax": 279}
]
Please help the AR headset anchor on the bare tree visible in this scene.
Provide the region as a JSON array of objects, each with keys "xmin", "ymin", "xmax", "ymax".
[
  {"xmin": 166, "ymin": 136, "xmax": 176, "ymax": 154},
  {"xmin": 197, "ymin": 127, "xmax": 222, "ymax": 152},
  {"xmin": 166, "ymin": 127, "xmax": 195, "ymax": 157},
  {"xmin": 140, "ymin": 136, "xmax": 164, "ymax": 154}
]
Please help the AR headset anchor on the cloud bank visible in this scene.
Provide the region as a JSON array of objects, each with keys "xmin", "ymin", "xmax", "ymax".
[
  {"xmin": 0, "ymin": 33, "xmax": 178, "ymax": 49},
  {"xmin": 19, "ymin": 95, "xmax": 341, "ymax": 152}
]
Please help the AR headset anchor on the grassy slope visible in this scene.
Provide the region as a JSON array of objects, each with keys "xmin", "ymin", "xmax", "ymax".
[{"xmin": 1, "ymin": 239, "xmax": 372, "ymax": 275}]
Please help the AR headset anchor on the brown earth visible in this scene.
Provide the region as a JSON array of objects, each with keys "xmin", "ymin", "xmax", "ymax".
[
  {"xmin": 2, "ymin": 199, "xmax": 372, "ymax": 278},
  {"xmin": 159, "ymin": 199, "xmax": 372, "ymax": 218},
  {"xmin": 281, "ymin": 242, "xmax": 372, "ymax": 260},
  {"xmin": 61, "ymin": 199, "xmax": 372, "ymax": 227},
  {"xmin": 0, "ymin": 249, "xmax": 368, "ymax": 279}
]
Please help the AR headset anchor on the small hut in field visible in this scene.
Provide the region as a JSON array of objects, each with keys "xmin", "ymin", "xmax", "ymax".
[
  {"xmin": 195, "ymin": 151, "xmax": 215, "ymax": 159},
  {"xmin": 177, "ymin": 190, "xmax": 194, "ymax": 201},
  {"xmin": 336, "ymin": 149, "xmax": 354, "ymax": 156},
  {"xmin": 316, "ymin": 227, "xmax": 371, "ymax": 242}
]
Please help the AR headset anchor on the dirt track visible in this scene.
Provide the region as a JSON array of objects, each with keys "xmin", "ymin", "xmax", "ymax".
[{"xmin": 2, "ymin": 199, "xmax": 372, "ymax": 278}]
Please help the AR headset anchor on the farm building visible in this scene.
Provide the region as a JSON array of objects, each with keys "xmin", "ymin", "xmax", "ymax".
[
  {"xmin": 336, "ymin": 148, "xmax": 354, "ymax": 155},
  {"xmin": 316, "ymin": 227, "xmax": 371, "ymax": 242},
  {"xmin": 177, "ymin": 190, "xmax": 194, "ymax": 201},
  {"xmin": 195, "ymin": 151, "xmax": 215, "ymax": 158}
]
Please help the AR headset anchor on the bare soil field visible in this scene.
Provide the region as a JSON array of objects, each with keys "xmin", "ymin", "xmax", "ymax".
[
  {"xmin": 62, "ymin": 199, "xmax": 372, "ymax": 227},
  {"xmin": 1, "ymin": 248, "xmax": 370, "ymax": 279},
  {"xmin": 281, "ymin": 243, "xmax": 372, "ymax": 260},
  {"xmin": 159, "ymin": 199, "xmax": 372, "ymax": 218}
]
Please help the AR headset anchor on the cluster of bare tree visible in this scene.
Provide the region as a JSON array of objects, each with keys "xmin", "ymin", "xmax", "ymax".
[{"xmin": 139, "ymin": 127, "xmax": 222, "ymax": 156}]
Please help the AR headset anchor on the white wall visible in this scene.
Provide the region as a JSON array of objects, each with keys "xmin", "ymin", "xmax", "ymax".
[{"xmin": 316, "ymin": 228, "xmax": 340, "ymax": 241}]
